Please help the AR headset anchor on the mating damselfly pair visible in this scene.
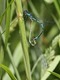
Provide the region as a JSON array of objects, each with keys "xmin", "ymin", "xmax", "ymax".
[
  {"xmin": 1, "ymin": 10, "xmax": 53, "ymax": 46},
  {"xmin": 23, "ymin": 10, "xmax": 53, "ymax": 46}
]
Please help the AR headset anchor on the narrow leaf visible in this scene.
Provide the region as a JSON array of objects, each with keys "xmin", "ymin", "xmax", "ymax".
[
  {"xmin": 0, "ymin": 64, "xmax": 17, "ymax": 80},
  {"xmin": 49, "ymin": 71, "xmax": 60, "ymax": 79},
  {"xmin": 0, "ymin": 0, "xmax": 14, "ymax": 24},
  {"xmin": 5, "ymin": 0, "xmax": 11, "ymax": 46}
]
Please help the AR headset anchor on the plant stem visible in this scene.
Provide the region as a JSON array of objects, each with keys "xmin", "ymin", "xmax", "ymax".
[
  {"xmin": 53, "ymin": 0, "xmax": 60, "ymax": 17},
  {"xmin": 15, "ymin": 0, "xmax": 32, "ymax": 80},
  {"xmin": 0, "ymin": 27, "xmax": 21, "ymax": 80}
]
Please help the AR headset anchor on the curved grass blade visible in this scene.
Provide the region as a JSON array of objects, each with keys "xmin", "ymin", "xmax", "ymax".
[
  {"xmin": 0, "ymin": 64, "xmax": 17, "ymax": 80},
  {"xmin": 1, "ymin": 17, "xmax": 18, "ymax": 35},
  {"xmin": 49, "ymin": 71, "xmax": 60, "ymax": 79}
]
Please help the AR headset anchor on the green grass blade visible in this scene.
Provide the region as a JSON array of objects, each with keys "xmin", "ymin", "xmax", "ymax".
[
  {"xmin": 15, "ymin": 0, "xmax": 32, "ymax": 80},
  {"xmin": 5, "ymin": 0, "xmax": 11, "ymax": 46},
  {"xmin": 0, "ymin": 64, "xmax": 17, "ymax": 80},
  {"xmin": 3, "ymin": 42, "xmax": 23, "ymax": 80},
  {"xmin": 53, "ymin": 0, "xmax": 60, "ymax": 17},
  {"xmin": 49, "ymin": 71, "xmax": 60, "ymax": 79},
  {"xmin": 11, "ymin": 2, "xmax": 15, "ymax": 20},
  {"xmin": 0, "ymin": 26, "xmax": 22, "ymax": 80},
  {"xmin": 0, "ymin": 0, "xmax": 14, "ymax": 25}
]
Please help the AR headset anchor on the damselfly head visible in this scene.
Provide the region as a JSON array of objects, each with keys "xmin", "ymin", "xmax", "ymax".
[{"xmin": 23, "ymin": 10, "xmax": 30, "ymax": 17}]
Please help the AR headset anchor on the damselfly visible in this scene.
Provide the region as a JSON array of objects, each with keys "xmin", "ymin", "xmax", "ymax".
[
  {"xmin": 1, "ymin": 10, "xmax": 52, "ymax": 46},
  {"xmin": 23, "ymin": 10, "xmax": 44, "ymax": 46}
]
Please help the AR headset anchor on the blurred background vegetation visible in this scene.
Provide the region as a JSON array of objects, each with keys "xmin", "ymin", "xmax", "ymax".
[{"xmin": 0, "ymin": 0, "xmax": 60, "ymax": 80}]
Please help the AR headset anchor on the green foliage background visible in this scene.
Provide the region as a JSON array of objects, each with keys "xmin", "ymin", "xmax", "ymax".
[{"xmin": 0, "ymin": 0, "xmax": 60, "ymax": 80}]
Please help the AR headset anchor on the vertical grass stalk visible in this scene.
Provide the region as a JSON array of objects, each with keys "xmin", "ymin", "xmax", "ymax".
[{"xmin": 15, "ymin": 0, "xmax": 32, "ymax": 80}]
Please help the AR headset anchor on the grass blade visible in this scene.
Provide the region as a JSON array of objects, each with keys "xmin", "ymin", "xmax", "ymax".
[{"xmin": 0, "ymin": 64, "xmax": 17, "ymax": 80}]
